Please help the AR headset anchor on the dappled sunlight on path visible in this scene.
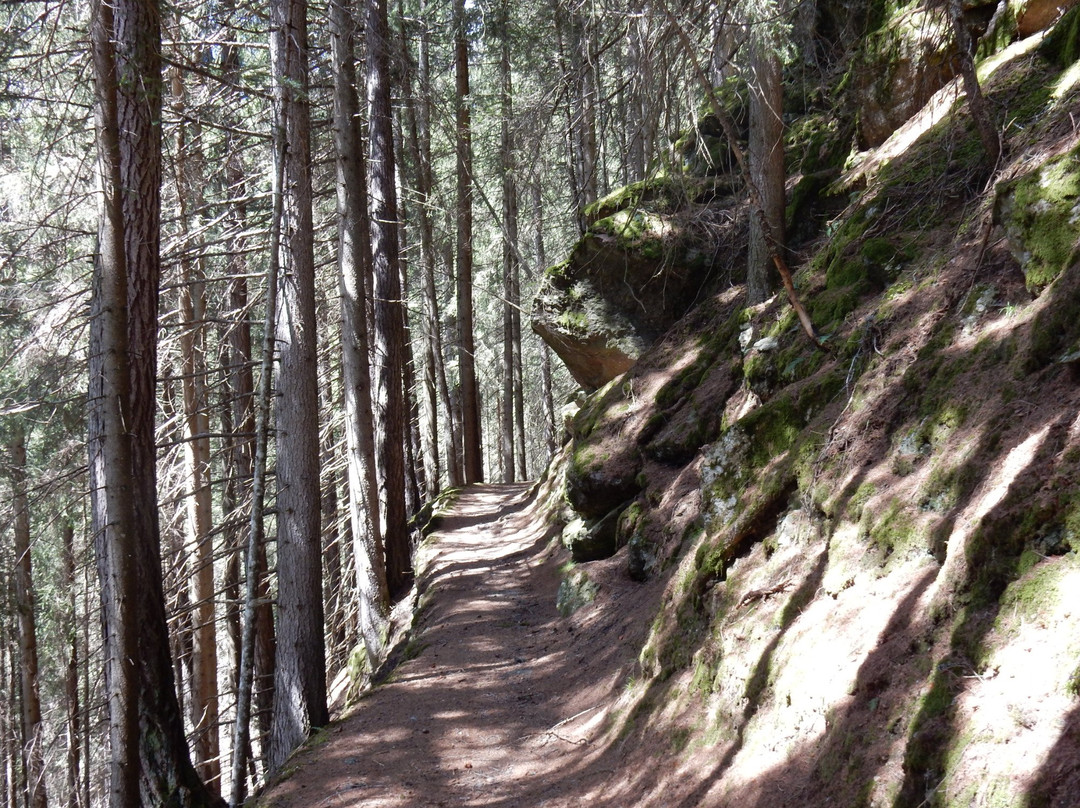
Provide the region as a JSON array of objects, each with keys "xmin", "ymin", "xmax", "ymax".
[{"xmin": 259, "ymin": 483, "xmax": 655, "ymax": 808}]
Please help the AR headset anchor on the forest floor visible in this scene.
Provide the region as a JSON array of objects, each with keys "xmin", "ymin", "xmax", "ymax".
[{"xmin": 256, "ymin": 482, "xmax": 670, "ymax": 808}]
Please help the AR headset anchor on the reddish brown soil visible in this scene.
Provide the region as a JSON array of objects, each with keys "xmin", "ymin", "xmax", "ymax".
[{"xmin": 257, "ymin": 483, "xmax": 665, "ymax": 808}]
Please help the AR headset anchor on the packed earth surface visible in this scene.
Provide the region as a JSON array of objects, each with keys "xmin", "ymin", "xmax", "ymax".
[{"xmin": 255, "ymin": 483, "xmax": 674, "ymax": 808}]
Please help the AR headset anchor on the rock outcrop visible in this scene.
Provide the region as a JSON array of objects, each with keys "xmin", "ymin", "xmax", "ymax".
[
  {"xmin": 849, "ymin": 0, "xmax": 1005, "ymax": 149},
  {"xmin": 1017, "ymin": 0, "xmax": 1080, "ymax": 36},
  {"xmin": 995, "ymin": 140, "xmax": 1080, "ymax": 293},
  {"xmin": 531, "ymin": 177, "xmax": 744, "ymax": 390}
]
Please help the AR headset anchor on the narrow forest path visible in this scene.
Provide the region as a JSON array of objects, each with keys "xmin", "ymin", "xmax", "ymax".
[{"xmin": 258, "ymin": 483, "xmax": 662, "ymax": 808}]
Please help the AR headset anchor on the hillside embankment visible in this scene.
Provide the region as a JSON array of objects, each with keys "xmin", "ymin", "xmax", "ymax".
[{"xmin": 524, "ymin": 6, "xmax": 1080, "ymax": 806}]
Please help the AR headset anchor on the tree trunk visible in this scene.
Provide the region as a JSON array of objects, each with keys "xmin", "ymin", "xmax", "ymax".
[
  {"xmin": 330, "ymin": 0, "xmax": 390, "ymax": 667},
  {"xmin": 89, "ymin": 2, "xmax": 140, "ymax": 801},
  {"xmin": 268, "ymin": 0, "xmax": 328, "ymax": 773},
  {"xmin": 395, "ymin": 0, "xmax": 438, "ymax": 503},
  {"xmin": 570, "ymin": 7, "xmax": 598, "ymax": 224},
  {"xmin": 171, "ymin": 64, "xmax": 220, "ymax": 793},
  {"xmin": 1, "ymin": 632, "xmax": 17, "ymax": 808},
  {"xmin": 228, "ymin": 124, "xmax": 283, "ymax": 806},
  {"xmin": 61, "ymin": 520, "xmax": 80, "ymax": 808},
  {"xmin": 497, "ymin": 0, "xmax": 518, "ymax": 484},
  {"xmin": 320, "ymin": 376, "xmax": 347, "ymax": 672},
  {"xmin": 946, "ymin": 0, "xmax": 1000, "ymax": 166},
  {"xmin": 368, "ymin": 0, "xmax": 413, "ymax": 596},
  {"xmin": 627, "ymin": 19, "xmax": 647, "ymax": 183},
  {"xmin": 532, "ymin": 174, "xmax": 558, "ymax": 458},
  {"xmin": 454, "ymin": 0, "xmax": 484, "ymax": 484},
  {"xmin": 398, "ymin": 249, "xmax": 426, "ymax": 516},
  {"xmin": 747, "ymin": 24, "xmax": 784, "ymax": 305},
  {"xmin": 90, "ymin": 0, "xmax": 222, "ymax": 802},
  {"xmin": 660, "ymin": 2, "xmax": 821, "ymax": 347},
  {"xmin": 406, "ymin": 0, "xmax": 459, "ymax": 490},
  {"xmin": 213, "ymin": 18, "xmax": 271, "ymax": 785},
  {"xmin": 8, "ymin": 424, "xmax": 46, "ymax": 808}
]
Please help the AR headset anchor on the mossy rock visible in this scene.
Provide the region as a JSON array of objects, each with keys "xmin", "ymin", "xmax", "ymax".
[
  {"xmin": 673, "ymin": 125, "xmax": 738, "ymax": 177},
  {"xmin": 643, "ymin": 406, "xmax": 722, "ymax": 465},
  {"xmin": 1025, "ymin": 258, "xmax": 1080, "ymax": 370},
  {"xmin": 566, "ymin": 505, "xmax": 626, "ymax": 562},
  {"xmin": 563, "ymin": 381, "xmax": 644, "ymax": 518},
  {"xmin": 585, "ymin": 175, "xmax": 732, "ymax": 224},
  {"xmin": 565, "ymin": 447, "xmax": 642, "ymax": 520},
  {"xmin": 620, "ymin": 500, "xmax": 650, "ymax": 581},
  {"xmin": 409, "ymin": 488, "xmax": 461, "ymax": 538},
  {"xmin": 533, "ymin": 177, "xmax": 735, "ymax": 389},
  {"xmin": 848, "ymin": 2, "xmax": 956, "ymax": 148},
  {"xmin": 556, "ymin": 564, "xmax": 599, "ymax": 616},
  {"xmin": 995, "ymin": 142, "xmax": 1080, "ymax": 293},
  {"xmin": 1038, "ymin": 3, "xmax": 1080, "ymax": 66}
]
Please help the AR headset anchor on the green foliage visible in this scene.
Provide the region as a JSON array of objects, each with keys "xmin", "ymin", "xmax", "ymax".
[
  {"xmin": 863, "ymin": 497, "xmax": 921, "ymax": 562},
  {"xmin": 919, "ymin": 460, "xmax": 978, "ymax": 514},
  {"xmin": 846, "ymin": 482, "xmax": 877, "ymax": 521}
]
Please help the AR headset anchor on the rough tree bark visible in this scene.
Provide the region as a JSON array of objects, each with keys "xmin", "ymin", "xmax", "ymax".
[
  {"xmin": 61, "ymin": 520, "xmax": 80, "ymax": 808},
  {"xmin": 747, "ymin": 18, "xmax": 784, "ymax": 304},
  {"xmin": 228, "ymin": 112, "xmax": 284, "ymax": 808},
  {"xmin": 268, "ymin": 0, "xmax": 327, "ymax": 774},
  {"xmin": 398, "ymin": 1, "xmax": 441, "ymax": 497},
  {"xmin": 368, "ymin": 0, "xmax": 413, "ymax": 595},
  {"xmin": 330, "ymin": 0, "xmax": 390, "ymax": 666},
  {"xmin": 89, "ymin": 2, "xmax": 139, "ymax": 800},
  {"xmin": 497, "ymin": 0, "xmax": 518, "ymax": 483},
  {"xmin": 90, "ymin": 0, "xmax": 223, "ymax": 802},
  {"xmin": 946, "ymin": 0, "xmax": 1001, "ymax": 166},
  {"xmin": 531, "ymin": 171, "xmax": 558, "ymax": 459},
  {"xmin": 171, "ymin": 63, "xmax": 220, "ymax": 792},
  {"xmin": 8, "ymin": 424, "xmax": 46, "ymax": 808},
  {"xmin": 398, "ymin": 252, "xmax": 426, "ymax": 516},
  {"xmin": 404, "ymin": 0, "xmax": 461, "ymax": 489}
]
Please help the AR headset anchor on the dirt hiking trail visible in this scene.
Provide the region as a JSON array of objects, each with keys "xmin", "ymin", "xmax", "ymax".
[{"xmin": 259, "ymin": 483, "xmax": 670, "ymax": 808}]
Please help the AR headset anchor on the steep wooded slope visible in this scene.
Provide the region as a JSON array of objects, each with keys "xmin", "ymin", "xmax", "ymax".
[{"xmin": 536, "ymin": 8, "xmax": 1080, "ymax": 807}]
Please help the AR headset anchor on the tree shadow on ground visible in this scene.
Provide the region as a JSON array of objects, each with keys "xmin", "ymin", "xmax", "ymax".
[
  {"xmin": 1023, "ymin": 699, "xmax": 1080, "ymax": 807},
  {"xmin": 673, "ymin": 545, "xmax": 830, "ymax": 808},
  {"xmin": 260, "ymin": 481, "xmax": 686, "ymax": 808}
]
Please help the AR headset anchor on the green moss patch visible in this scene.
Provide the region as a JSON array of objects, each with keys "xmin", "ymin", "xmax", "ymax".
[
  {"xmin": 557, "ymin": 564, "xmax": 599, "ymax": 616},
  {"xmin": 995, "ymin": 142, "xmax": 1080, "ymax": 293}
]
